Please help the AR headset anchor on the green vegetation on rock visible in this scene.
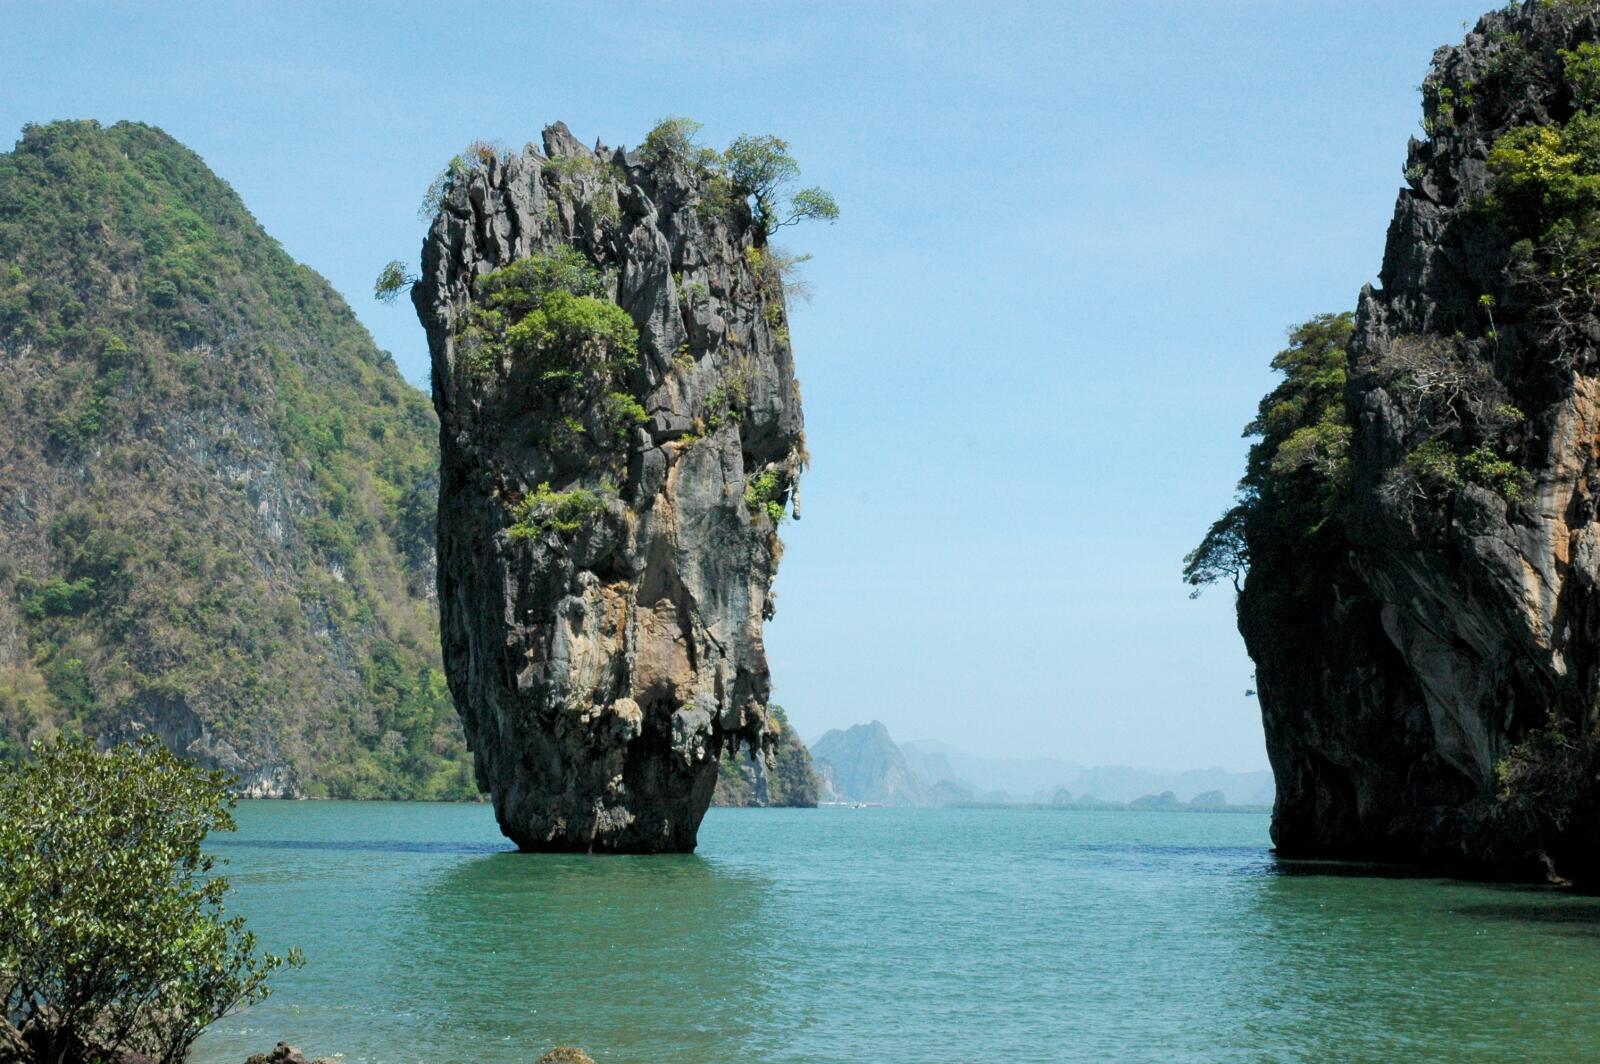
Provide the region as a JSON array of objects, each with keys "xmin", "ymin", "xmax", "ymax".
[
  {"xmin": 743, "ymin": 469, "xmax": 787, "ymax": 523},
  {"xmin": 0, "ymin": 738, "xmax": 300, "ymax": 1064},
  {"xmin": 1184, "ymin": 313, "xmax": 1354, "ymax": 596},
  {"xmin": 458, "ymin": 248, "xmax": 637, "ymax": 386},
  {"xmin": 638, "ymin": 117, "xmax": 839, "ymax": 236},
  {"xmin": 508, "ymin": 483, "xmax": 609, "ymax": 540},
  {"xmin": 0, "ymin": 120, "xmax": 471, "ymax": 797},
  {"xmin": 1477, "ymin": 30, "xmax": 1600, "ymax": 358}
]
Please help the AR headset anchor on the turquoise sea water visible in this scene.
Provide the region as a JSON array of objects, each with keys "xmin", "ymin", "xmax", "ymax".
[{"xmin": 189, "ymin": 802, "xmax": 1600, "ymax": 1063}]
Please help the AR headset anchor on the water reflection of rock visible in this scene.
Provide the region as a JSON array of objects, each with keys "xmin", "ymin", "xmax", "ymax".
[{"xmin": 411, "ymin": 854, "xmax": 773, "ymax": 1063}]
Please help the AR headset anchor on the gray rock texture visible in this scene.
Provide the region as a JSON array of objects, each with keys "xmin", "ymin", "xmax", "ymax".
[
  {"xmin": 413, "ymin": 125, "xmax": 805, "ymax": 852},
  {"xmin": 1244, "ymin": 3, "xmax": 1600, "ymax": 877},
  {"xmin": 711, "ymin": 705, "xmax": 819, "ymax": 807}
]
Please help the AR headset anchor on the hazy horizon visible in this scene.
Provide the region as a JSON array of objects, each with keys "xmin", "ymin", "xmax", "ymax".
[
  {"xmin": 1, "ymin": 0, "xmax": 1498, "ymax": 771},
  {"xmin": 809, "ymin": 720, "xmax": 1275, "ymax": 776}
]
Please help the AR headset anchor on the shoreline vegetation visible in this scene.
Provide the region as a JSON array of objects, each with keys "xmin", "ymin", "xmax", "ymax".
[
  {"xmin": 0, "ymin": 740, "xmax": 607, "ymax": 1064},
  {"xmin": 0, "ymin": 739, "xmax": 302, "ymax": 1064}
]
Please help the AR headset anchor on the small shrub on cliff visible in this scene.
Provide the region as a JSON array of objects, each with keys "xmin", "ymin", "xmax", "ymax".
[
  {"xmin": 372, "ymin": 260, "xmax": 417, "ymax": 304},
  {"xmin": 1390, "ymin": 437, "xmax": 1530, "ymax": 506},
  {"xmin": 636, "ymin": 118, "xmax": 839, "ymax": 237},
  {"xmin": 418, "ymin": 140, "xmax": 513, "ymax": 221},
  {"xmin": 504, "ymin": 290, "xmax": 638, "ymax": 383},
  {"xmin": 1380, "ymin": 334, "xmax": 1513, "ymax": 433},
  {"xmin": 418, "ymin": 154, "xmax": 466, "ymax": 222},
  {"xmin": 640, "ymin": 117, "xmax": 720, "ymax": 171},
  {"xmin": 1496, "ymin": 712, "xmax": 1597, "ymax": 846},
  {"xmin": 1461, "ymin": 441, "xmax": 1531, "ymax": 501},
  {"xmin": 1484, "ymin": 104, "xmax": 1600, "ymax": 343},
  {"xmin": 1182, "ymin": 504, "xmax": 1249, "ymax": 594},
  {"xmin": 602, "ymin": 391, "xmax": 650, "ymax": 442},
  {"xmin": 0, "ymin": 738, "xmax": 301, "ymax": 1064},
  {"xmin": 1404, "ymin": 438, "xmax": 1465, "ymax": 493},
  {"xmin": 724, "ymin": 135, "xmax": 839, "ymax": 236},
  {"xmin": 478, "ymin": 247, "xmax": 607, "ymax": 312},
  {"xmin": 703, "ymin": 376, "xmax": 748, "ymax": 433},
  {"xmin": 508, "ymin": 482, "xmax": 607, "ymax": 539},
  {"xmin": 544, "ymin": 154, "xmax": 597, "ymax": 181},
  {"xmin": 1563, "ymin": 41, "xmax": 1600, "ymax": 108},
  {"xmin": 1486, "ymin": 122, "xmax": 1600, "ymax": 233},
  {"xmin": 460, "ymin": 249, "xmax": 637, "ymax": 385},
  {"xmin": 744, "ymin": 470, "xmax": 786, "ymax": 523}
]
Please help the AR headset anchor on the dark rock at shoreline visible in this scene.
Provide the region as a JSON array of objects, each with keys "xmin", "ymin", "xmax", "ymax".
[
  {"xmin": 1239, "ymin": 2, "xmax": 1600, "ymax": 879},
  {"xmin": 712, "ymin": 705, "xmax": 820, "ymax": 807},
  {"xmin": 536, "ymin": 1050, "xmax": 597, "ymax": 1064},
  {"xmin": 241, "ymin": 1043, "xmax": 336, "ymax": 1064}
]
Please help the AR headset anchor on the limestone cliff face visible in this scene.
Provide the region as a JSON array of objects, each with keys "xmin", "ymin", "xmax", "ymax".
[
  {"xmin": 1246, "ymin": 3, "xmax": 1600, "ymax": 876},
  {"xmin": 711, "ymin": 706, "xmax": 819, "ymax": 807},
  {"xmin": 414, "ymin": 124, "xmax": 805, "ymax": 852}
]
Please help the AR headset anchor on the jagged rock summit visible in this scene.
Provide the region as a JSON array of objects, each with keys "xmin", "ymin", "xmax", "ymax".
[
  {"xmin": 1229, "ymin": 2, "xmax": 1600, "ymax": 879},
  {"xmin": 414, "ymin": 123, "xmax": 806, "ymax": 852}
]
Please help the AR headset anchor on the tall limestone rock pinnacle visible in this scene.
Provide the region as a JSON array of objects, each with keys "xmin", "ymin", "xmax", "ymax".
[
  {"xmin": 413, "ymin": 124, "xmax": 806, "ymax": 852},
  {"xmin": 1238, "ymin": 2, "xmax": 1600, "ymax": 879}
]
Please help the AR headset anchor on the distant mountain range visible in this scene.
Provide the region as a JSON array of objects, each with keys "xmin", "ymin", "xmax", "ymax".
[{"xmin": 809, "ymin": 722, "xmax": 1273, "ymax": 809}]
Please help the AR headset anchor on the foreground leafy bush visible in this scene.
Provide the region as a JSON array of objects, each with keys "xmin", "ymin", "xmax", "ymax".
[{"xmin": 0, "ymin": 738, "xmax": 300, "ymax": 1064}]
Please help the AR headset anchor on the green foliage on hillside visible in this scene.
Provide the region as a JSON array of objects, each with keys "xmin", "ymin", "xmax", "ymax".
[{"xmin": 0, "ymin": 120, "xmax": 471, "ymax": 798}]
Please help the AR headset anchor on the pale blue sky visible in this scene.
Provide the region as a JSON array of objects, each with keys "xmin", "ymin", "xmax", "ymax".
[{"xmin": 3, "ymin": 1, "xmax": 1493, "ymax": 770}]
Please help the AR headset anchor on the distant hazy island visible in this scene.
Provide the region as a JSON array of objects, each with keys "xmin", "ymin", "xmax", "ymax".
[{"xmin": 803, "ymin": 721, "xmax": 1273, "ymax": 812}]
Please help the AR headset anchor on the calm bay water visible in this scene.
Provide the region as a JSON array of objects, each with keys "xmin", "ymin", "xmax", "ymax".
[{"xmin": 188, "ymin": 802, "xmax": 1600, "ymax": 1063}]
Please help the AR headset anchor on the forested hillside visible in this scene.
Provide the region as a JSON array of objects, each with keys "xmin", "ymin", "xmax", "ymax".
[{"xmin": 0, "ymin": 120, "xmax": 471, "ymax": 798}]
